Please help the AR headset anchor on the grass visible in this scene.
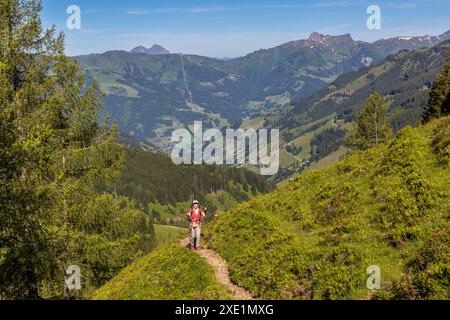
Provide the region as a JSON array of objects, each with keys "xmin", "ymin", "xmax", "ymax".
[
  {"xmin": 92, "ymin": 244, "xmax": 231, "ymax": 300},
  {"xmin": 240, "ymin": 116, "xmax": 266, "ymax": 130},
  {"xmin": 308, "ymin": 146, "xmax": 348, "ymax": 171},
  {"xmin": 154, "ymin": 224, "xmax": 187, "ymax": 245},
  {"xmin": 204, "ymin": 117, "xmax": 450, "ymax": 300}
]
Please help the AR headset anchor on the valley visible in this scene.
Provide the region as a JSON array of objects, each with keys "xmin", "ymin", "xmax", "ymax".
[
  {"xmin": 94, "ymin": 115, "xmax": 450, "ymax": 300},
  {"xmin": 75, "ymin": 31, "xmax": 450, "ymax": 154}
]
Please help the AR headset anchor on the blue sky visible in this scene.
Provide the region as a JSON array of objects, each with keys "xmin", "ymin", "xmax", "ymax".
[{"xmin": 41, "ymin": 0, "xmax": 450, "ymax": 57}]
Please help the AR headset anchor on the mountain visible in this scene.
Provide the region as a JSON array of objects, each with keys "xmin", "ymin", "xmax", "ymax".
[
  {"xmin": 99, "ymin": 147, "xmax": 274, "ymax": 227},
  {"xmin": 286, "ymin": 40, "xmax": 450, "ymax": 127},
  {"xmin": 265, "ymin": 40, "xmax": 450, "ymax": 180},
  {"xmin": 130, "ymin": 44, "xmax": 170, "ymax": 55},
  {"xmin": 94, "ymin": 116, "xmax": 450, "ymax": 300},
  {"xmin": 205, "ymin": 116, "xmax": 450, "ymax": 299},
  {"xmin": 371, "ymin": 30, "xmax": 450, "ymax": 56},
  {"xmin": 75, "ymin": 31, "xmax": 450, "ymax": 150}
]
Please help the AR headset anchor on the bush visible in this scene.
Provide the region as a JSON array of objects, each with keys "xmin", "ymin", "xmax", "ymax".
[
  {"xmin": 310, "ymin": 246, "xmax": 365, "ymax": 300},
  {"xmin": 377, "ymin": 228, "xmax": 450, "ymax": 299},
  {"xmin": 432, "ymin": 117, "xmax": 450, "ymax": 165},
  {"xmin": 375, "ymin": 126, "xmax": 434, "ymax": 246},
  {"xmin": 314, "ymin": 183, "xmax": 359, "ymax": 224}
]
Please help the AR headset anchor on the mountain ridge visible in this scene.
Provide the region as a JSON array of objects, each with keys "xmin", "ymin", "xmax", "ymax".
[
  {"xmin": 130, "ymin": 44, "xmax": 171, "ymax": 55},
  {"xmin": 94, "ymin": 116, "xmax": 450, "ymax": 300},
  {"xmin": 262, "ymin": 40, "xmax": 450, "ymax": 180},
  {"xmin": 205, "ymin": 116, "xmax": 450, "ymax": 299},
  {"xmin": 75, "ymin": 30, "xmax": 450, "ymax": 151}
]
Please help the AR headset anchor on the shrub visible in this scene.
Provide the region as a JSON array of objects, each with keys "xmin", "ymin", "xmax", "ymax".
[
  {"xmin": 310, "ymin": 246, "xmax": 365, "ymax": 299},
  {"xmin": 314, "ymin": 183, "xmax": 359, "ymax": 224},
  {"xmin": 377, "ymin": 228, "xmax": 450, "ymax": 299},
  {"xmin": 432, "ymin": 117, "xmax": 450, "ymax": 165},
  {"xmin": 375, "ymin": 127, "xmax": 434, "ymax": 246}
]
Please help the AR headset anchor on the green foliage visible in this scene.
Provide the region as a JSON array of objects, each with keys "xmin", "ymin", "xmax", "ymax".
[
  {"xmin": 206, "ymin": 117, "xmax": 450, "ymax": 299},
  {"xmin": 314, "ymin": 183, "xmax": 359, "ymax": 224},
  {"xmin": 432, "ymin": 116, "xmax": 450, "ymax": 165},
  {"xmin": 92, "ymin": 244, "xmax": 230, "ymax": 300},
  {"xmin": 0, "ymin": 0, "xmax": 155, "ymax": 299},
  {"xmin": 345, "ymin": 92, "xmax": 393, "ymax": 150},
  {"xmin": 373, "ymin": 127, "xmax": 434, "ymax": 246},
  {"xmin": 99, "ymin": 147, "xmax": 273, "ymax": 225},
  {"xmin": 423, "ymin": 49, "xmax": 450, "ymax": 122},
  {"xmin": 310, "ymin": 246, "xmax": 365, "ymax": 300},
  {"xmin": 376, "ymin": 227, "xmax": 450, "ymax": 299},
  {"xmin": 310, "ymin": 128, "xmax": 346, "ymax": 162},
  {"xmin": 286, "ymin": 144, "xmax": 302, "ymax": 156}
]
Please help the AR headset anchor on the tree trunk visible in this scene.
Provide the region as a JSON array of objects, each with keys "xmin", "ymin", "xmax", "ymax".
[{"xmin": 26, "ymin": 269, "xmax": 39, "ymax": 300}]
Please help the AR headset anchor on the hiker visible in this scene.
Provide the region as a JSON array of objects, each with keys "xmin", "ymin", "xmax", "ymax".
[{"xmin": 187, "ymin": 200, "xmax": 206, "ymax": 251}]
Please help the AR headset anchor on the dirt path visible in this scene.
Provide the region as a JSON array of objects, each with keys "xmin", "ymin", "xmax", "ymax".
[{"xmin": 180, "ymin": 238, "xmax": 254, "ymax": 300}]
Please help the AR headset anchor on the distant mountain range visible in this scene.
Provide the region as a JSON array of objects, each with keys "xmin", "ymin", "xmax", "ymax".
[
  {"xmin": 277, "ymin": 39, "xmax": 450, "ymax": 132},
  {"xmin": 75, "ymin": 30, "xmax": 450, "ymax": 151},
  {"xmin": 130, "ymin": 44, "xmax": 170, "ymax": 55},
  {"xmin": 263, "ymin": 39, "xmax": 450, "ymax": 180},
  {"xmin": 371, "ymin": 32, "xmax": 450, "ymax": 56}
]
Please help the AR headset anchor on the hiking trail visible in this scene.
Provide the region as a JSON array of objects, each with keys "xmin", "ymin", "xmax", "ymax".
[{"xmin": 180, "ymin": 237, "xmax": 254, "ymax": 300}]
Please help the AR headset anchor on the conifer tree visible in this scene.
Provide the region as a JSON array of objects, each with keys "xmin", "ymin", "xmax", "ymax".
[
  {"xmin": 0, "ymin": 0, "xmax": 145, "ymax": 299},
  {"xmin": 423, "ymin": 49, "xmax": 450, "ymax": 122},
  {"xmin": 345, "ymin": 92, "xmax": 393, "ymax": 150}
]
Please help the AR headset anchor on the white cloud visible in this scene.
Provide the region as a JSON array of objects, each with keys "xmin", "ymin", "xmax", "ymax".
[
  {"xmin": 385, "ymin": 2, "xmax": 418, "ymax": 9},
  {"xmin": 187, "ymin": 6, "xmax": 236, "ymax": 13},
  {"xmin": 126, "ymin": 9, "xmax": 152, "ymax": 15},
  {"xmin": 126, "ymin": 2, "xmax": 356, "ymax": 16},
  {"xmin": 126, "ymin": 6, "xmax": 237, "ymax": 15}
]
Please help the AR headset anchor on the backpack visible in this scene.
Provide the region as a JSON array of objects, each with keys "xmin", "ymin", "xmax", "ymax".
[{"xmin": 189, "ymin": 208, "xmax": 203, "ymax": 227}]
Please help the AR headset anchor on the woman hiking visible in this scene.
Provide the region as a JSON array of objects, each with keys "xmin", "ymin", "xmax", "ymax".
[{"xmin": 187, "ymin": 200, "xmax": 206, "ymax": 251}]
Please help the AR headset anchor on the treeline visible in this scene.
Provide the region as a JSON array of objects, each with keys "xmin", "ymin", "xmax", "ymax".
[
  {"xmin": 279, "ymin": 41, "xmax": 450, "ymax": 138},
  {"xmin": 310, "ymin": 128, "xmax": 346, "ymax": 162},
  {"xmin": 100, "ymin": 148, "xmax": 274, "ymax": 216}
]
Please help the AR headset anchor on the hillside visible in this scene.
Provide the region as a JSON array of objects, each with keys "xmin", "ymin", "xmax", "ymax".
[
  {"xmin": 285, "ymin": 40, "xmax": 450, "ymax": 131},
  {"xmin": 204, "ymin": 116, "xmax": 450, "ymax": 299},
  {"xmin": 93, "ymin": 117, "xmax": 449, "ymax": 301},
  {"xmin": 268, "ymin": 40, "xmax": 450, "ymax": 180},
  {"xmin": 75, "ymin": 31, "xmax": 450, "ymax": 150},
  {"xmin": 92, "ymin": 244, "xmax": 230, "ymax": 300},
  {"xmin": 99, "ymin": 148, "xmax": 274, "ymax": 226}
]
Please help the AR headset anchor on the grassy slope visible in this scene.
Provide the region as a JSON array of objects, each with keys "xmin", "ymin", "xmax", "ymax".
[
  {"xmin": 154, "ymin": 224, "xmax": 187, "ymax": 245},
  {"xmin": 92, "ymin": 244, "xmax": 230, "ymax": 300},
  {"xmin": 268, "ymin": 42, "xmax": 450, "ymax": 180},
  {"xmin": 204, "ymin": 117, "xmax": 450, "ymax": 299},
  {"xmin": 307, "ymin": 146, "xmax": 348, "ymax": 171}
]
